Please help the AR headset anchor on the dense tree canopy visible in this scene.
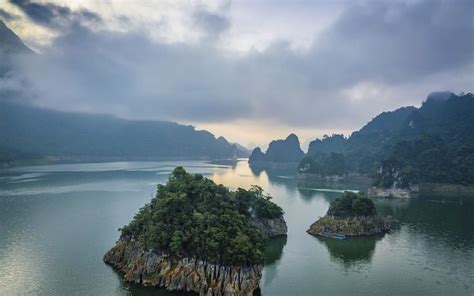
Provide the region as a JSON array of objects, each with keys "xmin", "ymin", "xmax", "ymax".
[
  {"xmin": 0, "ymin": 102, "xmax": 248, "ymax": 166},
  {"xmin": 298, "ymin": 152, "xmax": 346, "ymax": 176},
  {"xmin": 120, "ymin": 167, "xmax": 283, "ymax": 266},
  {"xmin": 301, "ymin": 93, "xmax": 474, "ymax": 187},
  {"xmin": 327, "ymin": 191, "xmax": 376, "ymax": 218}
]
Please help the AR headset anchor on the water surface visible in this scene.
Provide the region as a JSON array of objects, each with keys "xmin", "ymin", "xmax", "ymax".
[{"xmin": 0, "ymin": 160, "xmax": 473, "ymax": 295}]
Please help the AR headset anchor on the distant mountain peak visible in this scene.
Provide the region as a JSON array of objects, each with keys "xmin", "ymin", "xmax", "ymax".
[
  {"xmin": 249, "ymin": 133, "xmax": 304, "ymax": 165},
  {"xmin": 426, "ymin": 91, "xmax": 454, "ymax": 102},
  {"xmin": 216, "ymin": 136, "xmax": 230, "ymax": 145},
  {"xmin": 285, "ymin": 133, "xmax": 299, "ymax": 143},
  {"xmin": 0, "ymin": 20, "xmax": 34, "ymax": 54}
]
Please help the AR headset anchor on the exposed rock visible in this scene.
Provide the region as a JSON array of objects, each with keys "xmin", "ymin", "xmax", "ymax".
[
  {"xmin": 297, "ymin": 173, "xmax": 346, "ymax": 182},
  {"xmin": 307, "ymin": 215, "xmax": 397, "ymax": 237},
  {"xmin": 368, "ymin": 185, "xmax": 418, "ymax": 198},
  {"xmin": 250, "ymin": 216, "xmax": 287, "ymax": 238},
  {"xmin": 297, "ymin": 173, "xmax": 373, "ymax": 185},
  {"xmin": 104, "ymin": 236, "xmax": 262, "ymax": 296},
  {"xmin": 104, "ymin": 217, "xmax": 287, "ymax": 295},
  {"xmin": 297, "ymin": 173, "xmax": 373, "ymax": 191}
]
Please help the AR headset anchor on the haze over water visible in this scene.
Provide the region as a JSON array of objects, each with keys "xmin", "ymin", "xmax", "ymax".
[{"xmin": 0, "ymin": 160, "xmax": 473, "ymax": 295}]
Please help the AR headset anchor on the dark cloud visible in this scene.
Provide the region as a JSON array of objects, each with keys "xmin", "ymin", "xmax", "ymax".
[
  {"xmin": 306, "ymin": 0, "xmax": 474, "ymax": 86},
  {"xmin": 9, "ymin": 0, "xmax": 474, "ymax": 131},
  {"xmin": 193, "ymin": 10, "xmax": 230, "ymax": 38},
  {"xmin": 0, "ymin": 8, "xmax": 18, "ymax": 21},
  {"xmin": 9, "ymin": 0, "xmax": 101, "ymax": 28}
]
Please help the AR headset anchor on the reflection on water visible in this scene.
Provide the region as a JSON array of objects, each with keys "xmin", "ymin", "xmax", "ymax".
[
  {"xmin": 264, "ymin": 236, "xmax": 288, "ymax": 265},
  {"xmin": 1, "ymin": 160, "xmax": 473, "ymax": 296},
  {"xmin": 260, "ymin": 236, "xmax": 288, "ymax": 289},
  {"xmin": 315, "ymin": 236, "xmax": 383, "ymax": 268}
]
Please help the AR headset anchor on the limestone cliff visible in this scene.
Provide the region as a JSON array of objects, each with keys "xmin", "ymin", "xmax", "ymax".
[
  {"xmin": 104, "ymin": 218, "xmax": 287, "ymax": 295},
  {"xmin": 307, "ymin": 215, "xmax": 396, "ymax": 237},
  {"xmin": 250, "ymin": 216, "xmax": 287, "ymax": 238},
  {"xmin": 104, "ymin": 168, "xmax": 288, "ymax": 295},
  {"xmin": 367, "ymin": 185, "xmax": 418, "ymax": 198},
  {"xmin": 104, "ymin": 236, "xmax": 262, "ymax": 296}
]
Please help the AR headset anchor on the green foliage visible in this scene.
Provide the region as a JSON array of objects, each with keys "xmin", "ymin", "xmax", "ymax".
[
  {"xmin": 327, "ymin": 191, "xmax": 376, "ymax": 218},
  {"xmin": 298, "ymin": 152, "xmax": 346, "ymax": 176},
  {"xmin": 0, "ymin": 102, "xmax": 247, "ymax": 163},
  {"xmin": 302, "ymin": 93, "xmax": 474, "ymax": 186},
  {"xmin": 374, "ymin": 134, "xmax": 474, "ymax": 188},
  {"xmin": 120, "ymin": 167, "xmax": 284, "ymax": 266}
]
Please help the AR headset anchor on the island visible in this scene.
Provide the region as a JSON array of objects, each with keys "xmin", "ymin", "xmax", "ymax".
[
  {"xmin": 307, "ymin": 191, "xmax": 396, "ymax": 237},
  {"xmin": 248, "ymin": 134, "xmax": 305, "ymax": 169},
  {"xmin": 104, "ymin": 167, "xmax": 287, "ymax": 295}
]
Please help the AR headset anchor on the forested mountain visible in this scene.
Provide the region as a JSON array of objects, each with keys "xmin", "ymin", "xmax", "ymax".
[
  {"xmin": 302, "ymin": 92, "xmax": 474, "ymax": 187},
  {"xmin": 0, "ymin": 102, "xmax": 248, "ymax": 165},
  {"xmin": 0, "ymin": 21, "xmax": 247, "ymax": 165},
  {"xmin": 374, "ymin": 92, "xmax": 474, "ymax": 187},
  {"xmin": 307, "ymin": 106, "xmax": 416, "ymax": 173},
  {"xmin": 249, "ymin": 134, "xmax": 305, "ymax": 167}
]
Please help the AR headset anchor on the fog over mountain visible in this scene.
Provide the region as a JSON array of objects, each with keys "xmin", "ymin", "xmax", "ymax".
[
  {"xmin": 0, "ymin": 20, "xmax": 248, "ymax": 164},
  {"xmin": 0, "ymin": 0, "xmax": 473, "ymax": 146}
]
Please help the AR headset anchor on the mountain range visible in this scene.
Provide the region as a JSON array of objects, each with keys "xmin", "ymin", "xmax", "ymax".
[
  {"xmin": 0, "ymin": 20, "xmax": 248, "ymax": 166},
  {"xmin": 250, "ymin": 92, "xmax": 474, "ymax": 189}
]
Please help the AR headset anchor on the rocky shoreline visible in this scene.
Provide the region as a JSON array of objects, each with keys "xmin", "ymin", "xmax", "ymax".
[
  {"xmin": 105, "ymin": 216, "xmax": 287, "ymax": 295},
  {"xmin": 104, "ymin": 236, "xmax": 261, "ymax": 295},
  {"xmin": 367, "ymin": 185, "xmax": 419, "ymax": 199},
  {"xmin": 368, "ymin": 182, "xmax": 474, "ymax": 198},
  {"xmin": 307, "ymin": 215, "xmax": 397, "ymax": 237},
  {"xmin": 250, "ymin": 216, "xmax": 287, "ymax": 238},
  {"xmin": 297, "ymin": 173, "xmax": 373, "ymax": 190}
]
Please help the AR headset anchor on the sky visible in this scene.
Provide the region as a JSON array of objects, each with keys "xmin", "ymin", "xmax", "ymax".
[{"xmin": 1, "ymin": 0, "xmax": 473, "ymax": 149}]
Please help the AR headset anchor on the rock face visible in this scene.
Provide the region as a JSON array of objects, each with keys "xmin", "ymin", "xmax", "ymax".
[
  {"xmin": 250, "ymin": 216, "xmax": 287, "ymax": 238},
  {"xmin": 104, "ymin": 236, "xmax": 262, "ymax": 296},
  {"xmin": 368, "ymin": 185, "xmax": 419, "ymax": 198},
  {"xmin": 307, "ymin": 215, "xmax": 396, "ymax": 237},
  {"xmin": 104, "ymin": 218, "xmax": 287, "ymax": 295}
]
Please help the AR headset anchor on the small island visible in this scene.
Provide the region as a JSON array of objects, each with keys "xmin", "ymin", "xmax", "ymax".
[
  {"xmin": 307, "ymin": 191, "xmax": 396, "ymax": 237},
  {"xmin": 248, "ymin": 134, "xmax": 305, "ymax": 169},
  {"xmin": 104, "ymin": 167, "xmax": 287, "ymax": 295}
]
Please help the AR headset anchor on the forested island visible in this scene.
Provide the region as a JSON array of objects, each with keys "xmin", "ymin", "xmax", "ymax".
[
  {"xmin": 104, "ymin": 167, "xmax": 287, "ymax": 295},
  {"xmin": 307, "ymin": 192, "xmax": 396, "ymax": 237}
]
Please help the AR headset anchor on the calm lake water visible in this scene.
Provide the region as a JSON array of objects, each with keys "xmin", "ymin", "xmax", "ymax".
[{"xmin": 1, "ymin": 160, "xmax": 473, "ymax": 295}]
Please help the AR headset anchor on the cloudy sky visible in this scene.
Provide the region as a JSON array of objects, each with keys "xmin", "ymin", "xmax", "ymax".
[{"xmin": 1, "ymin": 0, "xmax": 473, "ymax": 149}]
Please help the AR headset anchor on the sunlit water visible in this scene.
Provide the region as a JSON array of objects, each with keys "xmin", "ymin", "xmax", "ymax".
[{"xmin": 0, "ymin": 160, "xmax": 473, "ymax": 295}]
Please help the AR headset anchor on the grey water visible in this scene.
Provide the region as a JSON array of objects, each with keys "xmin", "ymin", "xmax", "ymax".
[{"xmin": 0, "ymin": 160, "xmax": 473, "ymax": 295}]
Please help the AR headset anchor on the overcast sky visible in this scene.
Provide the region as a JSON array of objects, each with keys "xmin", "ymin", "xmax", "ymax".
[{"xmin": 1, "ymin": 0, "xmax": 473, "ymax": 149}]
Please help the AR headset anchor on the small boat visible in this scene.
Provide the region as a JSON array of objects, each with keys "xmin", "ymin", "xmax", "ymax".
[{"xmin": 321, "ymin": 232, "xmax": 346, "ymax": 240}]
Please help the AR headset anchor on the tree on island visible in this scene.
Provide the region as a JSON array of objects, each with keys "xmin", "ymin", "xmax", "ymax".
[
  {"xmin": 307, "ymin": 192, "xmax": 394, "ymax": 237},
  {"xmin": 327, "ymin": 191, "xmax": 376, "ymax": 218},
  {"xmin": 119, "ymin": 167, "xmax": 284, "ymax": 266}
]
